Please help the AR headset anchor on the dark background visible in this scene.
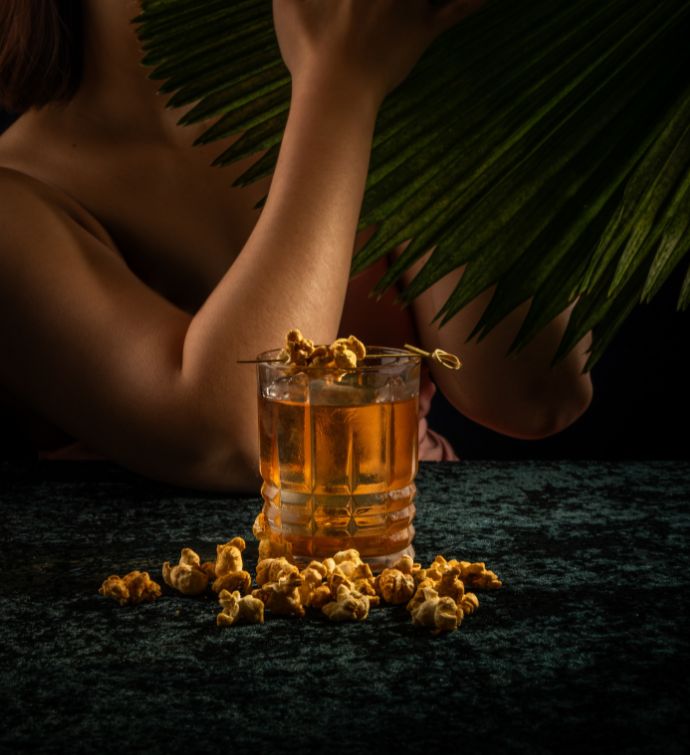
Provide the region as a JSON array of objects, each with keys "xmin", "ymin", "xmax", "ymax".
[{"xmin": 1, "ymin": 110, "xmax": 688, "ymax": 460}]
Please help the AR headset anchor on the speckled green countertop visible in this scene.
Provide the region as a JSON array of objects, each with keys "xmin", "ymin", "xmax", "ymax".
[{"xmin": 1, "ymin": 460, "xmax": 688, "ymax": 754}]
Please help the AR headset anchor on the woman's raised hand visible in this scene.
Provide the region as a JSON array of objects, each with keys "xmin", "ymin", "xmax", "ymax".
[{"xmin": 273, "ymin": 0, "xmax": 483, "ymax": 104}]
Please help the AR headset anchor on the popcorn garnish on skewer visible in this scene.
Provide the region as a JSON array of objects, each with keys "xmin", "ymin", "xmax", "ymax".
[{"xmin": 237, "ymin": 329, "xmax": 461, "ymax": 372}]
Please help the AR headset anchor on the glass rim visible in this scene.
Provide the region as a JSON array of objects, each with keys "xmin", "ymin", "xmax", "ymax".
[{"xmin": 255, "ymin": 345, "xmax": 422, "ymax": 372}]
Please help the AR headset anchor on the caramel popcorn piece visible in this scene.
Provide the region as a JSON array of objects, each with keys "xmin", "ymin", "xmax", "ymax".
[
  {"xmin": 305, "ymin": 560, "xmax": 328, "ymax": 579},
  {"xmin": 204, "ymin": 537, "xmax": 251, "ymax": 594},
  {"xmin": 281, "ymin": 328, "xmax": 315, "ymax": 366},
  {"xmin": 309, "ymin": 584, "xmax": 334, "ymax": 610},
  {"xmin": 391, "ymin": 554, "xmax": 415, "ymax": 574},
  {"xmin": 424, "ymin": 555, "xmax": 502, "ymax": 591},
  {"xmin": 217, "ymin": 590, "xmax": 265, "ymax": 627},
  {"xmin": 252, "ymin": 574, "xmax": 305, "ymax": 618},
  {"xmin": 459, "ymin": 592, "xmax": 479, "ymax": 617},
  {"xmin": 410, "ymin": 577, "xmax": 436, "ymax": 599},
  {"xmin": 406, "ymin": 555, "xmax": 488, "ymax": 631},
  {"xmin": 407, "ymin": 583, "xmax": 431, "ymax": 615},
  {"xmin": 162, "ymin": 547, "xmax": 209, "ymax": 596},
  {"xmin": 253, "ymin": 509, "xmax": 293, "ymax": 560},
  {"xmin": 349, "ymin": 562, "xmax": 374, "ymax": 581},
  {"xmin": 252, "ymin": 512, "xmax": 269, "ymax": 540},
  {"xmin": 258, "ymin": 537, "xmax": 293, "ymax": 561},
  {"xmin": 436, "ymin": 566, "xmax": 465, "ymax": 603},
  {"xmin": 326, "ymin": 566, "xmax": 354, "ymax": 597},
  {"xmin": 322, "ymin": 584, "xmax": 371, "ymax": 622},
  {"xmin": 122, "ymin": 571, "xmax": 162, "ymax": 604},
  {"xmin": 409, "ymin": 587, "xmax": 461, "ymax": 635},
  {"xmin": 215, "ymin": 537, "xmax": 246, "ymax": 576},
  {"xmin": 201, "ymin": 561, "xmax": 216, "ymax": 580},
  {"xmin": 425, "ymin": 554, "xmax": 452, "ymax": 583},
  {"xmin": 256, "ymin": 557, "xmax": 300, "ymax": 586},
  {"xmin": 456, "ymin": 561, "xmax": 502, "ymax": 590},
  {"xmin": 99, "ymin": 571, "xmax": 162, "ymax": 606},
  {"xmin": 331, "ymin": 549, "xmax": 367, "ymax": 579},
  {"xmin": 324, "ymin": 563, "xmax": 379, "ymax": 607},
  {"xmin": 332, "ymin": 342, "xmax": 358, "ymax": 370},
  {"xmin": 375, "ymin": 567, "xmax": 416, "ymax": 605},
  {"xmin": 332, "ymin": 335, "xmax": 366, "ymax": 361},
  {"xmin": 309, "ymin": 345, "xmax": 333, "ymax": 367},
  {"xmin": 298, "ymin": 562, "xmax": 329, "ymax": 608},
  {"xmin": 332, "ymin": 548, "xmax": 362, "ymax": 564},
  {"xmin": 352, "ymin": 577, "xmax": 378, "ymax": 600},
  {"xmin": 99, "ymin": 575, "xmax": 129, "ymax": 605},
  {"xmin": 212, "ymin": 570, "xmax": 252, "ymax": 595},
  {"xmin": 322, "ymin": 551, "xmax": 374, "ymax": 598},
  {"xmin": 392, "ymin": 555, "xmax": 427, "ymax": 585}
]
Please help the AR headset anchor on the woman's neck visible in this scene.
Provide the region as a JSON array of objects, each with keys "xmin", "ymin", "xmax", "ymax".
[{"xmin": 45, "ymin": 0, "xmax": 196, "ymax": 146}]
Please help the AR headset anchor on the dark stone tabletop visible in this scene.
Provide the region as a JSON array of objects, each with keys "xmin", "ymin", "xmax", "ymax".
[{"xmin": 1, "ymin": 460, "xmax": 688, "ymax": 754}]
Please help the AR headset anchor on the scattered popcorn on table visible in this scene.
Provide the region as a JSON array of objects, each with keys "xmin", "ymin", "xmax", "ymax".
[
  {"xmin": 99, "ymin": 571, "xmax": 161, "ymax": 606},
  {"xmin": 99, "ymin": 533, "xmax": 501, "ymax": 635}
]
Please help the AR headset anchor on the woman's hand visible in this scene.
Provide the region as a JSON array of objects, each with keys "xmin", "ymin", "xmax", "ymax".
[{"xmin": 273, "ymin": 0, "xmax": 483, "ymax": 104}]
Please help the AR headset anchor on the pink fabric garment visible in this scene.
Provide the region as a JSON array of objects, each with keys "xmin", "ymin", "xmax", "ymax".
[{"xmin": 417, "ymin": 367, "xmax": 460, "ymax": 462}]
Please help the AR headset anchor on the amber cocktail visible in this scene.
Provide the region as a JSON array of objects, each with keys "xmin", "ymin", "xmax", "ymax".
[{"xmin": 257, "ymin": 348, "xmax": 421, "ymax": 569}]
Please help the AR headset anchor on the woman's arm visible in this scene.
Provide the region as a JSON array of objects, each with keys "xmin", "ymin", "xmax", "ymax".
[
  {"xmin": 402, "ymin": 253, "xmax": 593, "ymax": 439},
  {"xmin": 0, "ymin": 0, "xmax": 480, "ymax": 490}
]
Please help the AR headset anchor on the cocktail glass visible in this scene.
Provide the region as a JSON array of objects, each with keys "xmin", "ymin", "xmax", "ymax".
[{"xmin": 256, "ymin": 347, "xmax": 421, "ymax": 570}]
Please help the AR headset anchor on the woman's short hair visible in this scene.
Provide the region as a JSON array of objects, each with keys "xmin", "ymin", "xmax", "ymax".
[{"xmin": 0, "ymin": 0, "xmax": 83, "ymax": 113}]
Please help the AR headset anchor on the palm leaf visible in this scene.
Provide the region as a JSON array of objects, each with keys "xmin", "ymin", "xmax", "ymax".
[{"xmin": 136, "ymin": 0, "xmax": 690, "ymax": 368}]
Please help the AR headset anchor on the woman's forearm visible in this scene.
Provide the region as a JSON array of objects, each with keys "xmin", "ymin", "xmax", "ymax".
[
  {"xmin": 180, "ymin": 75, "xmax": 380, "ymax": 470},
  {"xmin": 401, "ymin": 255, "xmax": 593, "ymax": 439}
]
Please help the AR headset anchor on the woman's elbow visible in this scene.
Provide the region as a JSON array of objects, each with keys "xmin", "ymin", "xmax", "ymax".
[
  {"xmin": 446, "ymin": 373, "xmax": 593, "ymax": 442},
  {"xmin": 504, "ymin": 375, "xmax": 594, "ymax": 440},
  {"xmin": 175, "ymin": 431, "xmax": 261, "ymax": 492},
  {"xmin": 127, "ymin": 416, "xmax": 261, "ymax": 492}
]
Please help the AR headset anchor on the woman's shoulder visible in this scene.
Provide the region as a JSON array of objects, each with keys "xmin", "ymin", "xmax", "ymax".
[
  {"xmin": 1, "ymin": 112, "xmax": 115, "ymax": 243},
  {"xmin": 0, "ymin": 163, "xmax": 63, "ymax": 204},
  {"xmin": 0, "ymin": 164, "xmax": 116, "ymax": 252}
]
